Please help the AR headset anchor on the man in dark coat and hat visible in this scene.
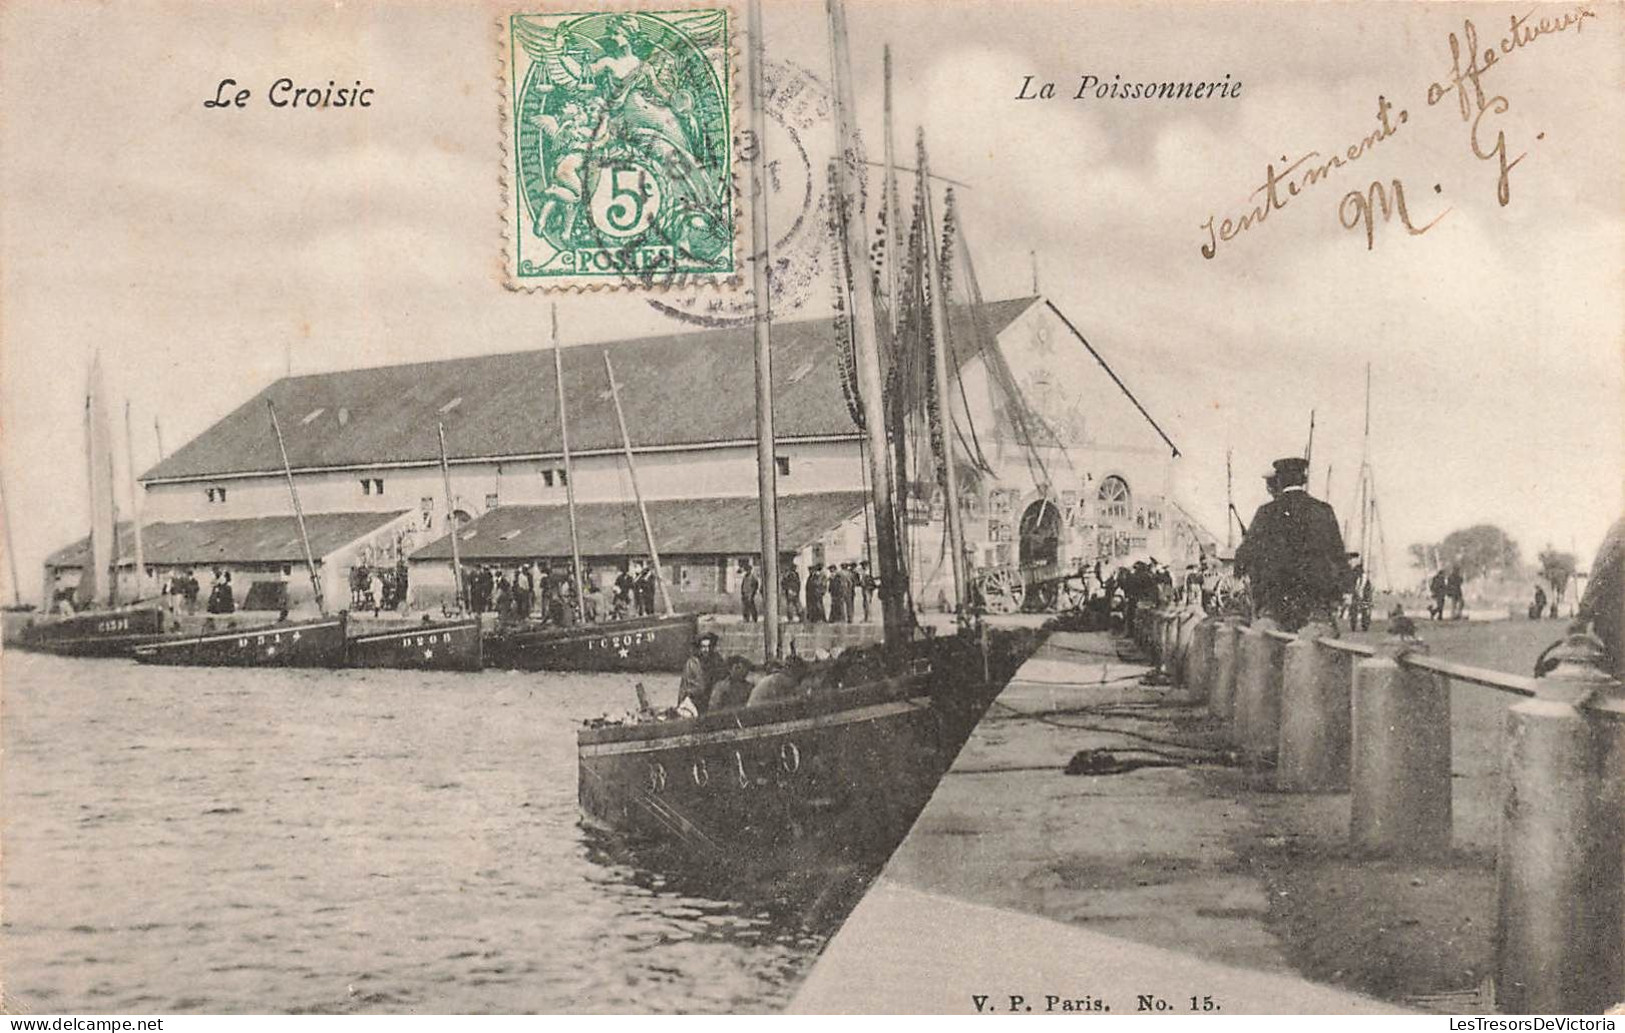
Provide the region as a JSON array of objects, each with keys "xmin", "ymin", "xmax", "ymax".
[{"xmin": 1234, "ymin": 456, "xmax": 1348, "ymax": 632}]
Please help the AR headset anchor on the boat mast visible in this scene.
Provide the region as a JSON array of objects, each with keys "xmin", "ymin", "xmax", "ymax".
[
  {"xmin": 550, "ymin": 304, "xmax": 587, "ymax": 617},
  {"xmin": 0, "ymin": 466, "xmax": 21, "ymax": 607},
  {"xmin": 267, "ymin": 401, "xmax": 325, "ymax": 615},
  {"xmin": 919, "ymin": 131, "xmax": 967, "ymax": 612},
  {"xmin": 827, "ymin": 0, "xmax": 908, "ymax": 645},
  {"xmin": 79, "ymin": 354, "xmax": 119, "ymax": 609},
  {"xmin": 154, "ymin": 416, "xmax": 166, "ymax": 460},
  {"xmin": 882, "ymin": 45, "xmax": 902, "ymax": 336},
  {"xmin": 124, "ymin": 400, "xmax": 147, "ymax": 600},
  {"xmin": 436, "ymin": 421, "xmax": 465, "ymax": 612},
  {"xmin": 1225, "ymin": 447, "xmax": 1235, "ymax": 550},
  {"xmin": 602, "ymin": 351, "xmax": 675, "ymax": 617},
  {"xmin": 1355, "ymin": 364, "xmax": 1372, "ymax": 566},
  {"xmin": 747, "ymin": 0, "xmax": 781, "ymax": 660}
]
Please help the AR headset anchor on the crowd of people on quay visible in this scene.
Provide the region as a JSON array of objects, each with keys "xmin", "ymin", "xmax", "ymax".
[
  {"xmin": 349, "ymin": 562, "xmax": 410, "ymax": 616},
  {"xmin": 156, "ymin": 568, "xmax": 224, "ymax": 615},
  {"xmin": 751, "ymin": 559, "xmax": 878, "ymax": 624},
  {"xmin": 451, "ymin": 559, "xmax": 666, "ymax": 625}
]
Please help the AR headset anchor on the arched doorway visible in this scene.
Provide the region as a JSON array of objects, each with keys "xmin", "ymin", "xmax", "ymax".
[{"xmin": 1019, "ymin": 499, "xmax": 1062, "ymax": 609}]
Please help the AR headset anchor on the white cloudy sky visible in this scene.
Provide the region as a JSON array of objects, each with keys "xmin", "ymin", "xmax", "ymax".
[{"xmin": 1, "ymin": 0, "xmax": 1620, "ymax": 601}]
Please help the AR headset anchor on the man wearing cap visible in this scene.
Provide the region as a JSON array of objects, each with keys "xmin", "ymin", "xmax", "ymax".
[
  {"xmin": 677, "ymin": 632, "xmax": 725, "ymax": 714},
  {"xmin": 1234, "ymin": 456, "xmax": 1348, "ymax": 632}
]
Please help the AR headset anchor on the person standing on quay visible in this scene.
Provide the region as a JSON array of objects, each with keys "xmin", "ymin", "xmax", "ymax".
[
  {"xmin": 1428, "ymin": 569, "xmax": 1447, "ymax": 620},
  {"xmin": 1233, "ymin": 456, "xmax": 1348, "ymax": 633},
  {"xmin": 781, "ymin": 562, "xmax": 803, "ymax": 622},
  {"xmin": 805, "ymin": 563, "xmax": 826, "ymax": 623},
  {"xmin": 859, "ymin": 560, "xmax": 875, "ymax": 622},
  {"xmin": 1446, "ymin": 566, "xmax": 1465, "ymax": 620},
  {"xmin": 827, "ymin": 564, "xmax": 847, "ymax": 623},
  {"xmin": 739, "ymin": 561, "xmax": 760, "ymax": 623}
]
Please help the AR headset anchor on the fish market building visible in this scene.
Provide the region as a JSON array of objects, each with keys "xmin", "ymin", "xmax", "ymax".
[{"xmin": 48, "ymin": 296, "xmax": 1214, "ymax": 615}]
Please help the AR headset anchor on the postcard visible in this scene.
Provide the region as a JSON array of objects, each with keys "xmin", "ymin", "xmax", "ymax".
[{"xmin": 1, "ymin": 0, "xmax": 1620, "ymax": 1018}]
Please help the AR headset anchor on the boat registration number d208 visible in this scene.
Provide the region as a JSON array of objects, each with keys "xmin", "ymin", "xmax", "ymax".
[{"xmin": 587, "ymin": 630, "xmax": 653, "ymax": 652}]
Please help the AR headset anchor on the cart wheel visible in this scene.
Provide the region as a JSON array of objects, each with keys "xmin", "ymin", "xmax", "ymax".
[
  {"xmin": 1029, "ymin": 580, "xmax": 1058, "ymax": 612},
  {"xmin": 1059, "ymin": 580, "xmax": 1089, "ymax": 612},
  {"xmin": 980, "ymin": 569, "xmax": 1025, "ymax": 615}
]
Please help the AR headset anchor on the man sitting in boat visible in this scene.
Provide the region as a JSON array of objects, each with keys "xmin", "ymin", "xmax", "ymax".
[
  {"xmin": 707, "ymin": 655, "xmax": 755, "ymax": 711},
  {"xmin": 676, "ymin": 632, "xmax": 725, "ymax": 715}
]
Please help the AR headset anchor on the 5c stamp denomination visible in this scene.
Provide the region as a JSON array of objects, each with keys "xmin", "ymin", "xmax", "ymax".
[{"xmin": 503, "ymin": 8, "xmax": 738, "ymax": 290}]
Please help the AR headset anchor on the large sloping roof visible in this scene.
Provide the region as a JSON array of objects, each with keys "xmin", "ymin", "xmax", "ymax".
[
  {"xmin": 410, "ymin": 492, "xmax": 868, "ymax": 562},
  {"xmin": 45, "ymin": 512, "xmax": 408, "ymax": 568},
  {"xmin": 144, "ymin": 299, "xmax": 1041, "ymax": 483}
]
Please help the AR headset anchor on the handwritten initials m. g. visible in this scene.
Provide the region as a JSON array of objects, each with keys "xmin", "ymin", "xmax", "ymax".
[{"xmin": 1338, "ymin": 179, "xmax": 1450, "ymax": 251}]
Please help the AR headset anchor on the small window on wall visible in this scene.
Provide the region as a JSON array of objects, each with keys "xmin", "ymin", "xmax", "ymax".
[
  {"xmin": 373, "ymin": 479, "xmax": 384, "ymax": 495},
  {"xmin": 205, "ymin": 486, "xmax": 227, "ymax": 504},
  {"xmin": 485, "ymin": 493, "xmax": 500, "ymax": 510},
  {"xmin": 1098, "ymin": 476, "xmax": 1131, "ymax": 520},
  {"xmin": 361, "ymin": 480, "xmax": 372, "ymax": 496},
  {"xmin": 775, "ymin": 456, "xmax": 791, "ymax": 477}
]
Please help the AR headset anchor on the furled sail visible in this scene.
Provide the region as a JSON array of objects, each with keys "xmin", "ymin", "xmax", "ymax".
[{"xmin": 75, "ymin": 353, "xmax": 120, "ymax": 608}]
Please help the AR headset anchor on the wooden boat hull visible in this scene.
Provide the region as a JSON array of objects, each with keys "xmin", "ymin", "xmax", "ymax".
[
  {"xmin": 576, "ymin": 631, "xmax": 1032, "ymax": 873},
  {"xmin": 9, "ymin": 607, "xmax": 167, "ymax": 658},
  {"xmin": 487, "ymin": 613, "xmax": 698, "ymax": 673},
  {"xmin": 132, "ymin": 615, "xmax": 348, "ymax": 668},
  {"xmin": 344, "ymin": 619, "xmax": 484, "ymax": 671}
]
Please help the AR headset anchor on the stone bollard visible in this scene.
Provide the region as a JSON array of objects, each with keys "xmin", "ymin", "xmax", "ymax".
[
  {"xmin": 1277, "ymin": 623, "xmax": 1352, "ymax": 791},
  {"xmin": 1209, "ymin": 618, "xmax": 1242, "ymax": 727},
  {"xmin": 1172, "ymin": 608, "xmax": 1198, "ymax": 688},
  {"xmin": 1349, "ymin": 632, "xmax": 1452, "ymax": 857},
  {"xmin": 1186, "ymin": 618, "xmax": 1215, "ymax": 701},
  {"xmin": 1495, "ymin": 631, "xmax": 1625, "ymax": 1015},
  {"xmin": 1235, "ymin": 618, "xmax": 1287, "ymax": 766},
  {"xmin": 1159, "ymin": 611, "xmax": 1178, "ymax": 675}
]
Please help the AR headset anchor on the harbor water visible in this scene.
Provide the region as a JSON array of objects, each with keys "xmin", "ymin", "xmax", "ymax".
[{"xmin": 0, "ymin": 651, "xmax": 839, "ymax": 1013}]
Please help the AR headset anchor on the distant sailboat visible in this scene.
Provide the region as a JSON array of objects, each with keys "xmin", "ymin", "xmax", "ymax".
[
  {"xmin": 11, "ymin": 355, "xmax": 167, "ymax": 656},
  {"xmin": 131, "ymin": 402, "xmax": 348, "ymax": 667},
  {"xmin": 483, "ymin": 312, "xmax": 697, "ymax": 673}
]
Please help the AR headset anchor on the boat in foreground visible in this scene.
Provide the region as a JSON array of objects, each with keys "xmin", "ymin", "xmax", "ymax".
[
  {"xmin": 344, "ymin": 617, "xmax": 484, "ymax": 671},
  {"xmin": 132, "ymin": 614, "xmax": 348, "ymax": 667},
  {"xmin": 576, "ymin": 629, "xmax": 1033, "ymax": 874},
  {"xmin": 487, "ymin": 612, "xmax": 698, "ymax": 673},
  {"xmin": 9, "ymin": 606, "xmax": 168, "ymax": 658}
]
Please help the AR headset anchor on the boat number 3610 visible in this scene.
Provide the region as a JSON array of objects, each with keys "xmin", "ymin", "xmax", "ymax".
[{"xmin": 646, "ymin": 742, "xmax": 801, "ymax": 794}]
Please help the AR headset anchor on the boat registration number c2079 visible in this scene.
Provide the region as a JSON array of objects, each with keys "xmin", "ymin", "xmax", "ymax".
[{"xmin": 587, "ymin": 630, "xmax": 654, "ymax": 652}]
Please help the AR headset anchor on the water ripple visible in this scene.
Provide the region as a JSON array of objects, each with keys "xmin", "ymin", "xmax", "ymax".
[{"xmin": 2, "ymin": 653, "xmax": 845, "ymax": 1012}]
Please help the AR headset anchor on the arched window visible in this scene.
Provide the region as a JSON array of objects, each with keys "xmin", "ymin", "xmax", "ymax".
[{"xmin": 1098, "ymin": 476, "xmax": 1131, "ymax": 521}]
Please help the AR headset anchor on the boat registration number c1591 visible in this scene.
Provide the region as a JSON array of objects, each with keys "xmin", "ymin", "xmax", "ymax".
[
  {"xmin": 587, "ymin": 630, "xmax": 654, "ymax": 652},
  {"xmin": 95, "ymin": 617, "xmax": 132, "ymax": 633}
]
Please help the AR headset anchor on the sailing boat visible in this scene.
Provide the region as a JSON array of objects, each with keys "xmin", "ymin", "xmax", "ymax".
[
  {"xmin": 484, "ymin": 311, "xmax": 698, "ymax": 672},
  {"xmin": 341, "ymin": 421, "xmax": 483, "ymax": 671},
  {"xmin": 13, "ymin": 355, "xmax": 167, "ymax": 657},
  {"xmin": 575, "ymin": 0, "xmax": 1034, "ymax": 875},
  {"xmin": 131, "ymin": 402, "xmax": 347, "ymax": 667}
]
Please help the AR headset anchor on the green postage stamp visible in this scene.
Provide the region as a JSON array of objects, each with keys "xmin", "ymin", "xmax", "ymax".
[{"xmin": 503, "ymin": 8, "xmax": 737, "ymax": 290}]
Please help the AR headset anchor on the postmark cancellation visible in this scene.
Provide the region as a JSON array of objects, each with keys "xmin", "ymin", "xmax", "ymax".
[{"xmin": 502, "ymin": 6, "xmax": 739, "ymax": 291}]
